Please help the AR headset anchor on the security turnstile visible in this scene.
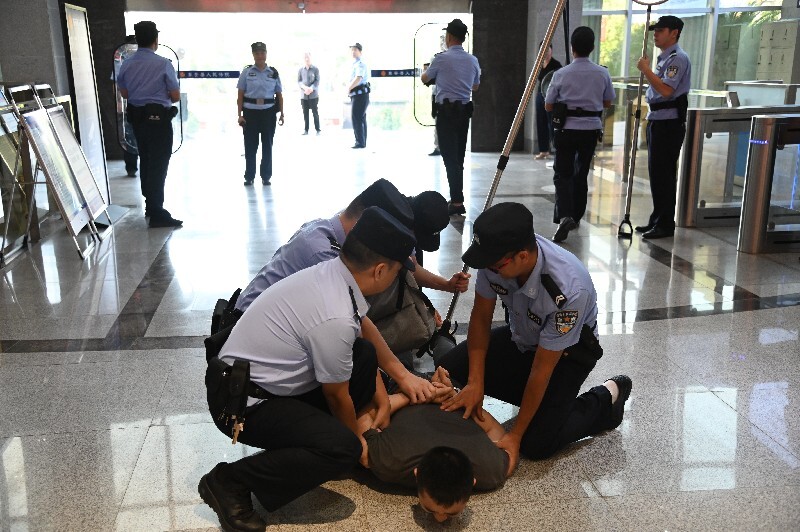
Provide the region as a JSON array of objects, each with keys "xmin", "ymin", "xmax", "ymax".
[
  {"xmin": 676, "ymin": 105, "xmax": 800, "ymax": 228},
  {"xmin": 737, "ymin": 114, "xmax": 800, "ymax": 254}
]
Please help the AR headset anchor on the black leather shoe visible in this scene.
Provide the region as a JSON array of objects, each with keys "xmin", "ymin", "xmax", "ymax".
[
  {"xmin": 634, "ymin": 224, "xmax": 653, "ymax": 233},
  {"xmin": 262, "ymin": 177, "xmax": 271, "ymax": 186},
  {"xmin": 352, "ymin": 144, "xmax": 365, "ymax": 149},
  {"xmin": 447, "ymin": 202, "xmax": 466, "ymax": 216},
  {"xmin": 607, "ymin": 375, "xmax": 632, "ymax": 430},
  {"xmin": 552, "ymin": 217, "xmax": 578, "ymax": 243},
  {"xmin": 199, "ymin": 463, "xmax": 267, "ymax": 532},
  {"xmin": 302, "ymin": 131, "xmax": 308, "ymax": 135},
  {"xmin": 243, "ymin": 180, "xmax": 254, "ymax": 186},
  {"xmin": 149, "ymin": 216, "xmax": 183, "ymax": 228},
  {"xmin": 428, "ymin": 149, "xmax": 441, "ymax": 156},
  {"xmin": 642, "ymin": 226, "xmax": 674, "ymax": 239},
  {"xmin": 126, "ymin": 170, "xmax": 137, "ymax": 177}
]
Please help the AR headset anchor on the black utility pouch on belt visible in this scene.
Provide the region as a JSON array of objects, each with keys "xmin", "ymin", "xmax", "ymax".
[
  {"xmin": 563, "ymin": 324, "xmax": 604, "ymax": 368},
  {"xmin": 211, "ymin": 288, "xmax": 243, "ymax": 335},
  {"xmin": 551, "ymin": 102, "xmax": 567, "ymax": 130}
]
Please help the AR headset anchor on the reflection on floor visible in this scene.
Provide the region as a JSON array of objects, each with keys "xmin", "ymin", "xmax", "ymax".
[{"xmin": 1, "ymin": 125, "xmax": 799, "ymax": 530}]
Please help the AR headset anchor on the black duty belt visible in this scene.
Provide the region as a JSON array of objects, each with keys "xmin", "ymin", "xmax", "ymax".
[
  {"xmin": 208, "ymin": 357, "xmax": 275, "ymax": 400},
  {"xmin": 243, "ymin": 97, "xmax": 275, "ymax": 104},
  {"xmin": 565, "ymin": 108, "xmax": 603, "ymax": 117},
  {"xmin": 649, "ymin": 93, "xmax": 688, "ymax": 111}
]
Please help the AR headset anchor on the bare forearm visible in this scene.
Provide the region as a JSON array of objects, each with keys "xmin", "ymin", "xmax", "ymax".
[
  {"xmin": 473, "ymin": 409, "xmax": 505, "ymax": 441},
  {"xmin": 510, "ymin": 351, "xmax": 559, "ymax": 437},
  {"xmin": 388, "ymin": 393, "xmax": 410, "ymax": 415},
  {"xmin": 644, "ymin": 70, "xmax": 674, "ymax": 98},
  {"xmin": 361, "ymin": 317, "xmax": 409, "ymax": 383},
  {"xmin": 413, "ymin": 265, "xmax": 448, "ymax": 291},
  {"xmin": 326, "ymin": 394, "xmax": 360, "ymax": 436}
]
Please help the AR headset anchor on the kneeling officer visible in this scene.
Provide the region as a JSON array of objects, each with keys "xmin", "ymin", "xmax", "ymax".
[{"xmin": 200, "ymin": 206, "xmax": 416, "ymax": 531}]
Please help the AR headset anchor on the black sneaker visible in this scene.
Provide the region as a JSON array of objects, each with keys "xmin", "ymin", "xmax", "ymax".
[
  {"xmin": 149, "ymin": 216, "xmax": 183, "ymax": 228},
  {"xmin": 198, "ymin": 463, "xmax": 267, "ymax": 532},
  {"xmin": 447, "ymin": 202, "xmax": 466, "ymax": 216},
  {"xmin": 607, "ymin": 375, "xmax": 632, "ymax": 430}
]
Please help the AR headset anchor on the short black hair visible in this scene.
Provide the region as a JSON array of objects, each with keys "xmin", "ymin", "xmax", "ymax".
[
  {"xmin": 343, "ymin": 195, "xmax": 367, "ymax": 219},
  {"xmin": 416, "ymin": 447, "xmax": 473, "ymax": 507},
  {"xmin": 570, "ymin": 26, "xmax": 595, "ymax": 57},
  {"xmin": 340, "ymin": 232, "xmax": 398, "ymax": 272},
  {"xmin": 136, "ymin": 33, "xmax": 157, "ymax": 47}
]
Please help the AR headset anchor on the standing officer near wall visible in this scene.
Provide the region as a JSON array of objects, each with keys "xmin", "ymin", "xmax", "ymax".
[
  {"xmin": 298, "ymin": 52, "xmax": 321, "ymax": 135},
  {"xmin": 421, "ymin": 19, "xmax": 481, "ymax": 217},
  {"xmin": 347, "ymin": 42, "xmax": 370, "ymax": 149},
  {"xmin": 545, "ymin": 26, "xmax": 614, "ymax": 243},
  {"xmin": 636, "ymin": 16, "xmax": 691, "ymax": 240},
  {"xmin": 116, "ymin": 21, "xmax": 182, "ymax": 228},
  {"xmin": 237, "ymin": 42, "xmax": 285, "ymax": 186}
]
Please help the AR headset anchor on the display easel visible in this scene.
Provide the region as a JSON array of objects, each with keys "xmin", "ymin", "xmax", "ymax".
[{"xmin": 6, "ymin": 84, "xmax": 106, "ymax": 260}]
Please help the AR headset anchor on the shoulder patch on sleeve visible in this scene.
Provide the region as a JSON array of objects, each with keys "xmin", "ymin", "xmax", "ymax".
[
  {"xmin": 666, "ymin": 65, "xmax": 679, "ymax": 78},
  {"xmin": 489, "ymin": 282, "xmax": 508, "ymax": 295},
  {"xmin": 554, "ymin": 310, "xmax": 578, "ymax": 335}
]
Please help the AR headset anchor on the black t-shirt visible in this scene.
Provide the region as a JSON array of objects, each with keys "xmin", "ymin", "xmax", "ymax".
[{"xmin": 365, "ymin": 404, "xmax": 509, "ymax": 491}]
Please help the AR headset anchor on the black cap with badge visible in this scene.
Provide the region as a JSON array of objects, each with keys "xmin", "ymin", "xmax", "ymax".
[
  {"xmin": 649, "ymin": 16, "xmax": 684, "ymax": 32},
  {"xmin": 348, "ymin": 207, "xmax": 417, "ymax": 271},
  {"xmin": 462, "ymin": 202, "xmax": 535, "ymax": 269},
  {"xmin": 251, "ymin": 42, "xmax": 267, "ymax": 52},
  {"xmin": 408, "ymin": 191, "xmax": 449, "ymax": 252}
]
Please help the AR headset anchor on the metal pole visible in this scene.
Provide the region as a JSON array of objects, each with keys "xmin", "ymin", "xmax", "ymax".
[
  {"xmin": 439, "ymin": 0, "xmax": 568, "ymax": 332},
  {"xmin": 617, "ymin": 0, "xmax": 668, "ymax": 239}
]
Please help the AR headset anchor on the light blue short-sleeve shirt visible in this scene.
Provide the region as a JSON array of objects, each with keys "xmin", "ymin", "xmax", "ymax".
[
  {"xmin": 235, "ymin": 214, "xmax": 347, "ymax": 312},
  {"xmin": 544, "ymin": 57, "xmax": 614, "ymax": 130},
  {"xmin": 116, "ymin": 48, "xmax": 179, "ymax": 108},
  {"xmin": 220, "ymin": 258, "xmax": 369, "ymax": 402},
  {"xmin": 426, "ymin": 45, "xmax": 481, "ymax": 104},
  {"xmin": 237, "ymin": 65, "xmax": 283, "ymax": 110},
  {"xmin": 474, "ymin": 236, "xmax": 598, "ymax": 353},
  {"xmin": 646, "ymin": 44, "xmax": 691, "ymax": 121}
]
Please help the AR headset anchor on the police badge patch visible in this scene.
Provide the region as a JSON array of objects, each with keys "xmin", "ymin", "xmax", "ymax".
[
  {"xmin": 666, "ymin": 65, "xmax": 679, "ymax": 79},
  {"xmin": 490, "ymin": 282, "xmax": 508, "ymax": 295},
  {"xmin": 527, "ymin": 309, "xmax": 542, "ymax": 325},
  {"xmin": 554, "ymin": 310, "xmax": 579, "ymax": 335}
]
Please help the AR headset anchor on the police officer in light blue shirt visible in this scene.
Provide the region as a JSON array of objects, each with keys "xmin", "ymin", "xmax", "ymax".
[
  {"xmin": 116, "ymin": 21, "xmax": 182, "ymax": 228},
  {"xmin": 421, "ymin": 19, "xmax": 481, "ymax": 216},
  {"xmin": 636, "ymin": 16, "xmax": 692, "ymax": 240},
  {"xmin": 237, "ymin": 42, "xmax": 284, "ymax": 186},
  {"xmin": 438, "ymin": 202, "xmax": 632, "ymax": 469},
  {"xmin": 347, "ymin": 42, "xmax": 370, "ymax": 148},
  {"xmin": 200, "ymin": 207, "xmax": 417, "ymax": 529},
  {"xmin": 545, "ymin": 26, "xmax": 614, "ymax": 243}
]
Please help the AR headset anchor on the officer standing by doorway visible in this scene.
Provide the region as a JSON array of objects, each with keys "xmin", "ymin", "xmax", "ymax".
[
  {"xmin": 116, "ymin": 21, "xmax": 182, "ymax": 228},
  {"xmin": 421, "ymin": 19, "xmax": 481, "ymax": 217},
  {"xmin": 347, "ymin": 42, "xmax": 369, "ymax": 149},
  {"xmin": 636, "ymin": 16, "xmax": 691, "ymax": 240},
  {"xmin": 237, "ymin": 42, "xmax": 285, "ymax": 186},
  {"xmin": 298, "ymin": 52, "xmax": 321, "ymax": 135},
  {"xmin": 544, "ymin": 26, "xmax": 614, "ymax": 243}
]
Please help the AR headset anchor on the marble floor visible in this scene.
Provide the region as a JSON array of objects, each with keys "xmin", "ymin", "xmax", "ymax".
[{"xmin": 1, "ymin": 123, "xmax": 799, "ymax": 531}]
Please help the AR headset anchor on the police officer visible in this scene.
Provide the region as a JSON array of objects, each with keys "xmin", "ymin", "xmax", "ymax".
[
  {"xmin": 232, "ymin": 178, "xmax": 468, "ymax": 402},
  {"xmin": 200, "ymin": 207, "xmax": 416, "ymax": 530},
  {"xmin": 545, "ymin": 27, "xmax": 614, "ymax": 243},
  {"xmin": 237, "ymin": 42, "xmax": 284, "ymax": 186},
  {"xmin": 421, "ymin": 19, "xmax": 481, "ymax": 216},
  {"xmin": 116, "ymin": 21, "xmax": 182, "ymax": 228},
  {"xmin": 636, "ymin": 16, "xmax": 691, "ymax": 239},
  {"xmin": 347, "ymin": 42, "xmax": 369, "ymax": 149},
  {"xmin": 298, "ymin": 52, "xmax": 321, "ymax": 135},
  {"xmin": 438, "ymin": 202, "xmax": 632, "ymax": 469}
]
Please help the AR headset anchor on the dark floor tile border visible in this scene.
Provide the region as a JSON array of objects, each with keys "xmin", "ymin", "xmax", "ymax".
[{"xmin": 2, "ymin": 197, "xmax": 798, "ymax": 354}]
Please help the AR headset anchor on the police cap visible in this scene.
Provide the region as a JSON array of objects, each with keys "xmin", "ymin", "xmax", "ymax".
[
  {"xmin": 357, "ymin": 179, "xmax": 414, "ymax": 232},
  {"xmin": 134, "ymin": 21, "xmax": 159, "ymax": 44},
  {"xmin": 251, "ymin": 42, "xmax": 267, "ymax": 52},
  {"xmin": 444, "ymin": 19, "xmax": 468, "ymax": 41},
  {"xmin": 462, "ymin": 202, "xmax": 535, "ymax": 269},
  {"xmin": 408, "ymin": 191, "xmax": 448, "ymax": 252},
  {"xmin": 348, "ymin": 207, "xmax": 416, "ymax": 271},
  {"xmin": 649, "ymin": 16, "xmax": 684, "ymax": 32},
  {"xmin": 350, "ymin": 42, "xmax": 363, "ymax": 51}
]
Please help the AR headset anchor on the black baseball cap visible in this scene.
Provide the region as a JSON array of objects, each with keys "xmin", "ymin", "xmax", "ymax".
[
  {"xmin": 348, "ymin": 207, "xmax": 416, "ymax": 271},
  {"xmin": 350, "ymin": 42, "xmax": 363, "ymax": 51},
  {"xmin": 357, "ymin": 179, "xmax": 414, "ymax": 233},
  {"xmin": 649, "ymin": 16, "xmax": 684, "ymax": 32},
  {"xmin": 134, "ymin": 21, "xmax": 158, "ymax": 43},
  {"xmin": 444, "ymin": 19, "xmax": 468, "ymax": 40},
  {"xmin": 408, "ymin": 191, "xmax": 449, "ymax": 252},
  {"xmin": 251, "ymin": 42, "xmax": 267, "ymax": 52},
  {"xmin": 462, "ymin": 202, "xmax": 535, "ymax": 269}
]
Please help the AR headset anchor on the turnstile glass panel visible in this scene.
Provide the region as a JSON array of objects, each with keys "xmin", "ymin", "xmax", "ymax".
[
  {"xmin": 698, "ymin": 131, "xmax": 745, "ymax": 208},
  {"xmin": 768, "ymin": 144, "xmax": 800, "ymax": 228}
]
